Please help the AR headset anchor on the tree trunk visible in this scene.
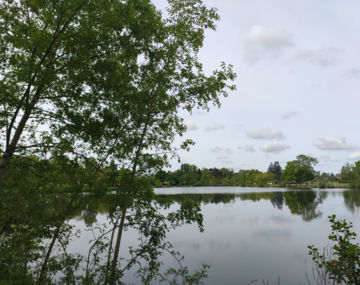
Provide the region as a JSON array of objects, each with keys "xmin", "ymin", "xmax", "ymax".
[
  {"xmin": 0, "ymin": 152, "xmax": 12, "ymax": 183},
  {"xmin": 0, "ymin": 87, "xmax": 43, "ymax": 184},
  {"xmin": 108, "ymin": 113, "xmax": 151, "ymax": 285},
  {"xmin": 36, "ymin": 221, "xmax": 63, "ymax": 285},
  {"xmin": 108, "ymin": 204, "xmax": 129, "ymax": 285},
  {"xmin": 104, "ymin": 219, "xmax": 118, "ymax": 285}
]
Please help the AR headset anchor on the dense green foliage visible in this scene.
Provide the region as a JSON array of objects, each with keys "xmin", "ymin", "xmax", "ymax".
[
  {"xmin": 0, "ymin": 0, "xmax": 236, "ymax": 284},
  {"xmin": 150, "ymin": 164, "xmax": 270, "ymax": 187},
  {"xmin": 282, "ymin": 155, "xmax": 318, "ymax": 184},
  {"xmin": 308, "ymin": 215, "xmax": 360, "ymax": 284},
  {"xmin": 340, "ymin": 161, "xmax": 360, "ymax": 189},
  {"xmin": 268, "ymin": 161, "xmax": 282, "ymax": 182},
  {"xmin": 0, "ymin": 0, "xmax": 235, "ymax": 182},
  {"xmin": 149, "ymin": 155, "xmax": 349, "ymax": 188}
]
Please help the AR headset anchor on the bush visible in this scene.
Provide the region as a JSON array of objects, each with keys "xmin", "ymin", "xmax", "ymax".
[{"xmin": 308, "ymin": 215, "xmax": 360, "ymax": 284}]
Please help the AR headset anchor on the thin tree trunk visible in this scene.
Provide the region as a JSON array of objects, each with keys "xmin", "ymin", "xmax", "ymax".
[
  {"xmin": 108, "ymin": 113, "xmax": 151, "ymax": 285},
  {"xmin": 36, "ymin": 221, "xmax": 63, "ymax": 285},
  {"xmin": 0, "ymin": 86, "xmax": 43, "ymax": 183},
  {"xmin": 0, "ymin": 2, "xmax": 86, "ymax": 184},
  {"xmin": 104, "ymin": 218, "xmax": 119, "ymax": 285},
  {"xmin": 108, "ymin": 203, "xmax": 129, "ymax": 285},
  {"xmin": 36, "ymin": 197, "xmax": 74, "ymax": 284}
]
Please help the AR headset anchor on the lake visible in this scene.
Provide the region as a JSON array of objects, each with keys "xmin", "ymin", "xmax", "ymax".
[
  {"xmin": 1, "ymin": 186, "xmax": 359, "ymax": 284},
  {"xmin": 157, "ymin": 187, "xmax": 360, "ymax": 284},
  {"xmin": 70, "ymin": 187, "xmax": 360, "ymax": 284}
]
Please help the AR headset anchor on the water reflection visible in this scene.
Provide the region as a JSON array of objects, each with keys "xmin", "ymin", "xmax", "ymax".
[
  {"xmin": 1, "ymin": 187, "xmax": 359, "ymax": 284},
  {"xmin": 159, "ymin": 189, "xmax": 331, "ymax": 222},
  {"xmin": 343, "ymin": 189, "xmax": 360, "ymax": 213},
  {"xmin": 0, "ymin": 188, "xmax": 205, "ymax": 284}
]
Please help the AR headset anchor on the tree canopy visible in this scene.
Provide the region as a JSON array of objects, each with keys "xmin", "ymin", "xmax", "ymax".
[
  {"xmin": 282, "ymin": 154, "xmax": 318, "ymax": 184},
  {"xmin": 268, "ymin": 161, "xmax": 282, "ymax": 182},
  {"xmin": 0, "ymin": 0, "xmax": 236, "ymax": 183}
]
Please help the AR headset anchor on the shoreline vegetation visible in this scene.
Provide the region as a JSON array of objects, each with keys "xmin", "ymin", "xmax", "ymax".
[
  {"xmin": 1, "ymin": 0, "xmax": 359, "ymax": 284},
  {"xmin": 154, "ymin": 183, "xmax": 351, "ymax": 189},
  {"xmin": 148, "ymin": 156, "xmax": 360, "ymax": 190},
  {"xmin": 2, "ymin": 154, "xmax": 358, "ymax": 194}
]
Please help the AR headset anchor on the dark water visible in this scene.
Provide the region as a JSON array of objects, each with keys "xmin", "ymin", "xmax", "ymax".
[{"xmin": 1, "ymin": 187, "xmax": 359, "ymax": 284}]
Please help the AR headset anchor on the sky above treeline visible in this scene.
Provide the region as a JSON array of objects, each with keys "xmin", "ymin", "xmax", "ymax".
[{"xmin": 154, "ymin": 0, "xmax": 360, "ymax": 174}]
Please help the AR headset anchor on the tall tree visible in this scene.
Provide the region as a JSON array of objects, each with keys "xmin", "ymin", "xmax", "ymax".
[
  {"xmin": 0, "ymin": 0, "xmax": 164, "ymax": 182},
  {"xmin": 71, "ymin": 0, "xmax": 236, "ymax": 282},
  {"xmin": 268, "ymin": 161, "xmax": 282, "ymax": 182},
  {"xmin": 282, "ymin": 154, "xmax": 318, "ymax": 184}
]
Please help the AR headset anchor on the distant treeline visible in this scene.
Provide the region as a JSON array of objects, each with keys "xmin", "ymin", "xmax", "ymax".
[
  {"xmin": 148, "ymin": 155, "xmax": 360, "ymax": 189},
  {"xmin": 3, "ymin": 154, "xmax": 360, "ymax": 192}
]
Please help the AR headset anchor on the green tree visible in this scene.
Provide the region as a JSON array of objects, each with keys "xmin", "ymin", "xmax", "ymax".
[
  {"xmin": 1, "ymin": 1, "xmax": 236, "ymax": 283},
  {"xmin": 198, "ymin": 168, "xmax": 213, "ymax": 186},
  {"xmin": 85, "ymin": 1, "xmax": 236, "ymax": 282},
  {"xmin": 0, "ymin": 0, "xmax": 166, "ymax": 182},
  {"xmin": 350, "ymin": 161, "xmax": 360, "ymax": 188},
  {"xmin": 338, "ymin": 161, "xmax": 360, "ymax": 188},
  {"xmin": 268, "ymin": 161, "xmax": 282, "ymax": 182},
  {"xmin": 282, "ymin": 154, "xmax": 318, "ymax": 184},
  {"xmin": 341, "ymin": 163, "xmax": 355, "ymax": 183},
  {"xmin": 178, "ymin": 164, "xmax": 199, "ymax": 185},
  {"xmin": 308, "ymin": 215, "xmax": 360, "ymax": 284},
  {"xmin": 246, "ymin": 169, "xmax": 262, "ymax": 186},
  {"xmin": 254, "ymin": 172, "xmax": 273, "ymax": 187}
]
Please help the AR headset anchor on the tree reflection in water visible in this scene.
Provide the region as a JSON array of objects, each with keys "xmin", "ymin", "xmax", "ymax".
[
  {"xmin": 0, "ymin": 187, "xmax": 207, "ymax": 284},
  {"xmin": 1, "ymin": 187, "xmax": 359, "ymax": 284},
  {"xmin": 159, "ymin": 190, "xmax": 329, "ymax": 221},
  {"xmin": 236, "ymin": 190, "xmax": 327, "ymax": 221},
  {"xmin": 343, "ymin": 189, "xmax": 360, "ymax": 213}
]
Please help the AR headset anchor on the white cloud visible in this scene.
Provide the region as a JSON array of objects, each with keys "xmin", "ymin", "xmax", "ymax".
[
  {"xmin": 216, "ymin": 155, "xmax": 229, "ymax": 160},
  {"xmin": 295, "ymin": 48, "xmax": 341, "ymax": 66},
  {"xmin": 313, "ymin": 137, "xmax": 357, "ymax": 150},
  {"xmin": 348, "ymin": 152, "xmax": 360, "ymax": 160},
  {"xmin": 216, "ymin": 155, "xmax": 234, "ymax": 165},
  {"xmin": 236, "ymin": 123, "xmax": 244, "ymax": 129},
  {"xmin": 237, "ymin": 145, "xmax": 256, "ymax": 152},
  {"xmin": 343, "ymin": 68, "xmax": 360, "ymax": 78},
  {"xmin": 210, "ymin": 146, "xmax": 233, "ymax": 154},
  {"xmin": 319, "ymin": 155, "xmax": 341, "ymax": 163},
  {"xmin": 244, "ymin": 145, "xmax": 256, "ymax": 152},
  {"xmin": 247, "ymin": 128, "xmax": 285, "ymax": 140},
  {"xmin": 205, "ymin": 124, "xmax": 225, "ymax": 132},
  {"xmin": 281, "ymin": 111, "xmax": 300, "ymax": 120},
  {"xmin": 243, "ymin": 25, "xmax": 294, "ymax": 63},
  {"xmin": 261, "ymin": 141, "xmax": 290, "ymax": 153},
  {"xmin": 185, "ymin": 120, "xmax": 199, "ymax": 131}
]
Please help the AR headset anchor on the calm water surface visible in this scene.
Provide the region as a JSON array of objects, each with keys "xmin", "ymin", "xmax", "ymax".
[{"xmin": 69, "ymin": 187, "xmax": 360, "ymax": 285}]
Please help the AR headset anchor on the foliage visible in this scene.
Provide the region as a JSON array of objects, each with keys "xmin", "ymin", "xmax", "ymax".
[
  {"xmin": 0, "ymin": 185, "xmax": 208, "ymax": 284},
  {"xmin": 0, "ymin": 0, "xmax": 236, "ymax": 183},
  {"xmin": 282, "ymin": 154, "xmax": 318, "ymax": 184},
  {"xmin": 150, "ymin": 164, "xmax": 277, "ymax": 187},
  {"xmin": 0, "ymin": 155, "xmax": 116, "ymax": 193},
  {"xmin": 308, "ymin": 215, "xmax": 360, "ymax": 284},
  {"xmin": 268, "ymin": 161, "xmax": 282, "ymax": 182},
  {"xmin": 340, "ymin": 161, "xmax": 360, "ymax": 189},
  {"xmin": 0, "ymin": 0, "xmax": 162, "ymax": 179}
]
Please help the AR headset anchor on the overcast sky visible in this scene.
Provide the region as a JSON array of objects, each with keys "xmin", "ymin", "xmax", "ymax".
[{"xmin": 155, "ymin": 0, "xmax": 360, "ymax": 173}]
